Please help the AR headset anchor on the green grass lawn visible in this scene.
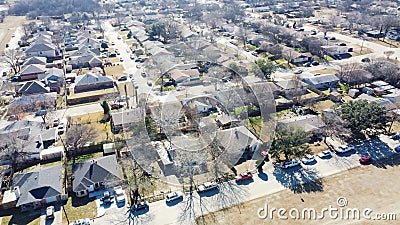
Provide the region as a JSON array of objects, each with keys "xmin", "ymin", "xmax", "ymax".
[
  {"xmin": 62, "ymin": 197, "xmax": 97, "ymax": 225},
  {"xmin": 0, "ymin": 207, "xmax": 40, "ymax": 225}
]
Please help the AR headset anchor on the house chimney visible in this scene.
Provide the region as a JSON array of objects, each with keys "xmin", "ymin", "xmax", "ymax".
[{"xmin": 13, "ymin": 186, "xmax": 21, "ymax": 199}]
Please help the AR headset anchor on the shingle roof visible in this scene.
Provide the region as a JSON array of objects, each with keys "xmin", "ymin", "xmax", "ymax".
[
  {"xmin": 278, "ymin": 115, "xmax": 325, "ymax": 133},
  {"xmin": 74, "ymin": 73, "xmax": 113, "ymax": 87},
  {"xmin": 23, "ymin": 57, "xmax": 47, "ymax": 66},
  {"xmin": 12, "ymin": 164, "xmax": 62, "ymax": 206},
  {"xmin": 72, "ymin": 155, "xmax": 121, "ymax": 192},
  {"xmin": 111, "ymin": 108, "xmax": 144, "ymax": 126},
  {"xmin": 18, "ymin": 81, "xmax": 49, "ymax": 95},
  {"xmin": 19, "ymin": 64, "xmax": 46, "ymax": 76},
  {"xmin": 304, "ymin": 74, "xmax": 339, "ymax": 85},
  {"xmin": 25, "ymin": 43, "xmax": 56, "ymax": 53}
]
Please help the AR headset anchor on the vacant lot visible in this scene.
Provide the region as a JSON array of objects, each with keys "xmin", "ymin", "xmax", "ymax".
[
  {"xmin": 198, "ymin": 155, "xmax": 400, "ymax": 225},
  {"xmin": 0, "ymin": 16, "xmax": 27, "ymax": 51}
]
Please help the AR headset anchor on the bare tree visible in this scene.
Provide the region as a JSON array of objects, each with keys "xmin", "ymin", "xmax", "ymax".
[
  {"xmin": 66, "ymin": 124, "xmax": 98, "ymax": 163},
  {"xmin": 1, "ymin": 49, "xmax": 21, "ymax": 74}
]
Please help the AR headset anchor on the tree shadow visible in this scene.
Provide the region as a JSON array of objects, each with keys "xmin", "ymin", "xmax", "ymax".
[
  {"xmin": 355, "ymin": 138, "xmax": 399, "ymax": 169},
  {"xmin": 257, "ymin": 170, "xmax": 269, "ymax": 181},
  {"xmin": 198, "ymin": 188, "xmax": 220, "ymax": 197},
  {"xmin": 273, "ymin": 166, "xmax": 324, "ymax": 193}
]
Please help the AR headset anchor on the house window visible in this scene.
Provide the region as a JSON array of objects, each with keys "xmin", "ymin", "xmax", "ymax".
[{"xmin": 80, "ymin": 191, "xmax": 85, "ymax": 195}]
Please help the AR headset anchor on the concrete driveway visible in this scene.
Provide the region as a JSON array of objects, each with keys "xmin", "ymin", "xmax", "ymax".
[{"xmin": 39, "ymin": 204, "xmax": 63, "ymax": 225}]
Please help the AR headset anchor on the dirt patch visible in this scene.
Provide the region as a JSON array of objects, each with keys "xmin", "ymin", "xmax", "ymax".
[
  {"xmin": 0, "ymin": 16, "xmax": 27, "ymax": 51},
  {"xmin": 198, "ymin": 155, "xmax": 400, "ymax": 225}
]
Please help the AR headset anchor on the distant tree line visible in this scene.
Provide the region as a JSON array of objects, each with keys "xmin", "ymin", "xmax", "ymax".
[{"xmin": 9, "ymin": 0, "xmax": 99, "ymax": 18}]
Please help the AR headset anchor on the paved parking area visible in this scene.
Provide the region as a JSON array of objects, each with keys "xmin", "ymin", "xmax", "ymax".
[
  {"xmin": 39, "ymin": 204, "xmax": 63, "ymax": 225},
  {"xmin": 90, "ymin": 189, "xmax": 128, "ymax": 218}
]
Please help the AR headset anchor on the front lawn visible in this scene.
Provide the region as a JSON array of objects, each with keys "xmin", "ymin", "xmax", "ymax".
[
  {"xmin": 62, "ymin": 197, "xmax": 97, "ymax": 225},
  {"xmin": 0, "ymin": 207, "xmax": 40, "ymax": 225}
]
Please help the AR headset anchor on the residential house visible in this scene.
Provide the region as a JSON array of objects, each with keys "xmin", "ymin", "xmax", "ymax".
[
  {"xmin": 275, "ymin": 79, "xmax": 308, "ymax": 98},
  {"xmin": 72, "ymin": 155, "xmax": 121, "ymax": 197},
  {"xmin": 215, "ymin": 126, "xmax": 262, "ymax": 168},
  {"xmin": 321, "ymin": 45, "xmax": 348, "ymax": 55},
  {"xmin": 366, "ymin": 30, "xmax": 385, "ymax": 38},
  {"xmin": 22, "ymin": 57, "xmax": 47, "ymax": 66},
  {"xmin": 110, "ymin": 108, "xmax": 144, "ymax": 133},
  {"xmin": 67, "ymin": 73, "xmax": 115, "ymax": 104},
  {"xmin": 17, "ymin": 81, "xmax": 49, "ymax": 96},
  {"xmin": 68, "ymin": 55, "xmax": 102, "ymax": 69},
  {"xmin": 281, "ymin": 45, "xmax": 312, "ymax": 63},
  {"xmin": 18, "ymin": 64, "xmax": 46, "ymax": 81},
  {"xmin": 6, "ymin": 165, "xmax": 64, "ymax": 210},
  {"xmin": 10, "ymin": 93, "xmax": 57, "ymax": 112},
  {"xmin": 356, "ymin": 93, "xmax": 397, "ymax": 111},
  {"xmin": 71, "ymin": 73, "xmax": 113, "ymax": 93},
  {"xmin": 37, "ymin": 128, "xmax": 56, "ymax": 149},
  {"xmin": 168, "ymin": 68, "xmax": 200, "ymax": 84},
  {"xmin": 40, "ymin": 68, "xmax": 64, "ymax": 93},
  {"xmin": 277, "ymin": 114, "xmax": 325, "ymax": 134},
  {"xmin": 25, "ymin": 43, "xmax": 57, "ymax": 58},
  {"xmin": 302, "ymin": 74, "xmax": 339, "ymax": 90},
  {"xmin": 78, "ymin": 38, "xmax": 101, "ymax": 51}
]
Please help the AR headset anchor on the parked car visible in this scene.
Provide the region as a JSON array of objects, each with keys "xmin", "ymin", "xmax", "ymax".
[
  {"xmin": 35, "ymin": 109, "xmax": 47, "ymax": 117},
  {"xmin": 166, "ymin": 191, "xmax": 183, "ymax": 203},
  {"xmin": 338, "ymin": 42, "xmax": 347, "ymax": 46},
  {"xmin": 303, "ymin": 62, "xmax": 311, "ymax": 67},
  {"xmin": 294, "ymin": 69, "xmax": 303, "ymax": 74},
  {"xmin": 394, "ymin": 146, "xmax": 400, "ymax": 152},
  {"xmin": 197, "ymin": 182, "xmax": 218, "ymax": 192},
  {"xmin": 46, "ymin": 206, "xmax": 54, "ymax": 219},
  {"xmin": 57, "ymin": 123, "xmax": 65, "ymax": 135},
  {"xmin": 101, "ymin": 191, "xmax": 113, "ymax": 205},
  {"xmin": 301, "ymin": 155, "xmax": 316, "ymax": 164},
  {"xmin": 52, "ymin": 119, "xmax": 59, "ymax": 127},
  {"xmin": 118, "ymin": 76, "xmax": 127, "ymax": 81},
  {"xmin": 329, "ymin": 37, "xmax": 336, "ymax": 40},
  {"xmin": 129, "ymin": 74, "xmax": 134, "ymax": 78},
  {"xmin": 141, "ymin": 72, "xmax": 146, "ymax": 77},
  {"xmin": 147, "ymin": 81, "xmax": 153, "ymax": 86},
  {"xmin": 359, "ymin": 155, "xmax": 372, "ymax": 164},
  {"xmin": 114, "ymin": 186, "xmax": 125, "ymax": 204},
  {"xmin": 135, "ymin": 58, "xmax": 142, "ymax": 62},
  {"xmin": 318, "ymin": 150, "xmax": 332, "ymax": 158},
  {"xmin": 119, "ymin": 57, "xmax": 124, "ymax": 62},
  {"xmin": 281, "ymin": 159, "xmax": 301, "ymax": 169},
  {"xmin": 311, "ymin": 61, "xmax": 319, "ymax": 66},
  {"xmin": 132, "ymin": 201, "xmax": 149, "ymax": 211},
  {"xmin": 335, "ymin": 145, "xmax": 355, "ymax": 153},
  {"xmin": 235, "ymin": 172, "xmax": 253, "ymax": 182},
  {"xmin": 10, "ymin": 76, "xmax": 21, "ymax": 82}
]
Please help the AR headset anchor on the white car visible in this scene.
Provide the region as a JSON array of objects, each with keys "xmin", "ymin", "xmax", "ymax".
[
  {"xmin": 335, "ymin": 145, "xmax": 355, "ymax": 153},
  {"xmin": 197, "ymin": 182, "xmax": 218, "ymax": 192},
  {"xmin": 166, "ymin": 191, "xmax": 183, "ymax": 202},
  {"xmin": 318, "ymin": 150, "xmax": 332, "ymax": 158},
  {"xmin": 57, "ymin": 123, "xmax": 65, "ymax": 134},
  {"xmin": 281, "ymin": 159, "xmax": 301, "ymax": 169},
  {"xmin": 114, "ymin": 186, "xmax": 125, "ymax": 203},
  {"xmin": 301, "ymin": 155, "xmax": 316, "ymax": 164}
]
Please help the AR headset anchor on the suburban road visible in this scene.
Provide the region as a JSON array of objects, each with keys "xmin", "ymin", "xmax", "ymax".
[{"xmin": 92, "ymin": 135, "xmax": 399, "ymax": 225}]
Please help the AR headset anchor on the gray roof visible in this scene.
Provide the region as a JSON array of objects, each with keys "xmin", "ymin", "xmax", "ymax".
[
  {"xmin": 303, "ymin": 74, "xmax": 339, "ymax": 85},
  {"xmin": 111, "ymin": 108, "xmax": 144, "ymax": 126},
  {"xmin": 12, "ymin": 164, "xmax": 62, "ymax": 206},
  {"xmin": 72, "ymin": 155, "xmax": 121, "ymax": 192},
  {"xmin": 25, "ymin": 43, "xmax": 56, "ymax": 53},
  {"xmin": 23, "ymin": 57, "xmax": 47, "ymax": 66},
  {"xmin": 39, "ymin": 128, "xmax": 56, "ymax": 142},
  {"xmin": 18, "ymin": 81, "xmax": 49, "ymax": 95},
  {"xmin": 19, "ymin": 64, "xmax": 46, "ymax": 76},
  {"xmin": 275, "ymin": 79, "xmax": 308, "ymax": 90},
  {"xmin": 278, "ymin": 115, "xmax": 325, "ymax": 133},
  {"xmin": 74, "ymin": 73, "xmax": 113, "ymax": 87}
]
